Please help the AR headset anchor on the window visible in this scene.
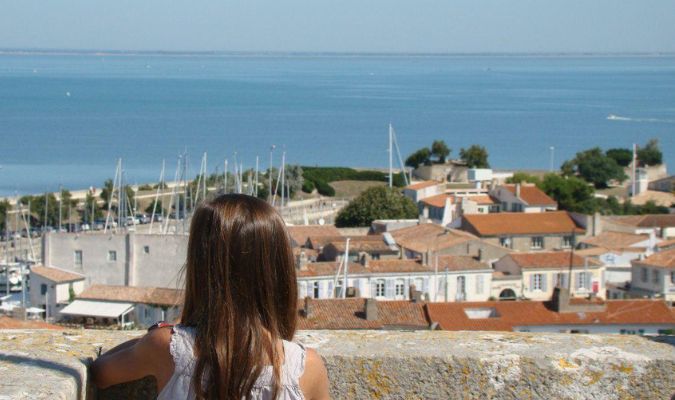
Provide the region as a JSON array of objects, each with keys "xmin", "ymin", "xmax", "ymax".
[
  {"xmin": 561, "ymin": 236, "xmax": 573, "ymax": 249},
  {"xmin": 652, "ymin": 270, "xmax": 660, "ymax": 285},
  {"xmin": 456, "ymin": 276, "xmax": 466, "ymax": 301},
  {"xmin": 313, "ymin": 282, "xmax": 320, "ymax": 298},
  {"xmin": 40, "ymin": 283, "xmax": 48, "ymax": 296},
  {"xmin": 375, "ymin": 279, "xmax": 386, "ymax": 297},
  {"xmin": 74, "ymin": 250, "xmax": 83, "ymax": 267},
  {"xmin": 577, "ymin": 272, "xmax": 587, "ymax": 290},
  {"xmin": 395, "ymin": 279, "xmax": 405, "ymax": 298},
  {"xmin": 499, "ymin": 237, "xmax": 511, "ymax": 248},
  {"xmin": 532, "ymin": 274, "xmax": 543, "ymax": 291},
  {"xmin": 143, "ymin": 246, "xmax": 150, "ymax": 254},
  {"xmin": 671, "ymin": 271, "xmax": 675, "ymax": 285},
  {"xmin": 641, "ymin": 267, "xmax": 648, "ymax": 283},
  {"xmin": 554, "ymin": 273, "xmax": 567, "ymax": 288},
  {"xmin": 108, "ymin": 250, "xmax": 117, "ymax": 262},
  {"xmin": 475, "ymin": 275, "xmax": 484, "ymax": 294},
  {"xmin": 531, "ymin": 236, "xmax": 543, "ymax": 249}
]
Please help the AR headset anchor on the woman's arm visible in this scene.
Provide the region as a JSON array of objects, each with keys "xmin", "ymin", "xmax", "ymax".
[
  {"xmin": 91, "ymin": 327, "xmax": 173, "ymax": 389},
  {"xmin": 299, "ymin": 348, "xmax": 330, "ymax": 400}
]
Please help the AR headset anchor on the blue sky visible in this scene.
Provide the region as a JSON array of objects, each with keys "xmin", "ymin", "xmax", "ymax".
[{"xmin": 1, "ymin": 0, "xmax": 674, "ymax": 53}]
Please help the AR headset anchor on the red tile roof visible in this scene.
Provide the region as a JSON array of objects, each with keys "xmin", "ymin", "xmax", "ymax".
[
  {"xmin": 420, "ymin": 194, "xmax": 453, "ymax": 208},
  {"xmin": 427, "ymin": 300, "xmax": 675, "ymax": 331},
  {"xmin": 405, "ymin": 181, "xmax": 441, "ymax": 191},
  {"xmin": 325, "ymin": 235, "xmax": 395, "ymax": 253},
  {"xmin": 579, "ymin": 231, "xmax": 649, "ymax": 250},
  {"xmin": 31, "ymin": 265, "xmax": 85, "ymax": 283},
  {"xmin": 436, "ymin": 255, "xmax": 491, "ymax": 272},
  {"xmin": 466, "ymin": 195, "xmax": 495, "ymax": 205},
  {"xmin": 297, "ymin": 298, "xmax": 429, "ymax": 330},
  {"xmin": 505, "ymin": 252, "xmax": 602, "ymax": 269},
  {"xmin": 390, "ymin": 223, "xmax": 478, "ymax": 253},
  {"xmin": 462, "ymin": 211, "xmax": 584, "ymax": 237},
  {"xmin": 78, "ymin": 285, "xmax": 183, "ymax": 307},
  {"xmin": 502, "ymin": 184, "xmax": 557, "ymax": 206},
  {"xmin": 632, "ymin": 248, "xmax": 675, "ymax": 270},
  {"xmin": 297, "ymin": 259, "xmax": 431, "ymax": 278},
  {"xmin": 287, "ymin": 225, "xmax": 341, "ymax": 247},
  {"xmin": 606, "ymin": 214, "xmax": 675, "ymax": 228}
]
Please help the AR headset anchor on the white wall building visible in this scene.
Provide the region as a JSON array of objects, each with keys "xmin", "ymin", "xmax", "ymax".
[
  {"xmin": 489, "ymin": 184, "xmax": 557, "ymax": 213},
  {"xmin": 29, "ymin": 265, "xmax": 85, "ymax": 321},
  {"xmin": 630, "ymin": 249, "xmax": 675, "ymax": 302}
]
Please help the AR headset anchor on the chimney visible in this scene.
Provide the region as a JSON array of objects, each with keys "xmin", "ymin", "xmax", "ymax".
[
  {"xmin": 298, "ymin": 251, "xmax": 308, "ymax": 271},
  {"xmin": 365, "ymin": 298, "xmax": 378, "ymax": 321},
  {"xmin": 477, "ymin": 249, "xmax": 483, "ymax": 262},
  {"xmin": 515, "ymin": 183, "xmax": 521, "ymax": 199},
  {"xmin": 303, "ymin": 297, "xmax": 313, "ymax": 318}
]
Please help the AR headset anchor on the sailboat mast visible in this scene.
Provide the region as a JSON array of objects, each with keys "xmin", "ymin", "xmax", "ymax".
[
  {"xmin": 342, "ymin": 238, "xmax": 350, "ymax": 298},
  {"xmin": 388, "ymin": 124, "xmax": 393, "ymax": 188}
]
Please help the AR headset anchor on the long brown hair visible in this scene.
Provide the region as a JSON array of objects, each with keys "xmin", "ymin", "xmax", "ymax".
[{"xmin": 180, "ymin": 194, "xmax": 297, "ymax": 399}]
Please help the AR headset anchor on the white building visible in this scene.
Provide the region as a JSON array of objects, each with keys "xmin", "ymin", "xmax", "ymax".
[
  {"xmin": 42, "ymin": 232, "xmax": 187, "ymax": 288},
  {"xmin": 297, "ymin": 256, "xmax": 492, "ymax": 303},
  {"xmin": 59, "ymin": 284, "xmax": 183, "ymax": 328},
  {"xmin": 577, "ymin": 230, "xmax": 660, "ymax": 284},
  {"xmin": 493, "ymin": 252, "xmax": 606, "ymax": 301},
  {"xmin": 29, "ymin": 265, "xmax": 85, "ymax": 321},
  {"xmin": 489, "ymin": 184, "xmax": 557, "ymax": 213},
  {"xmin": 402, "ymin": 181, "xmax": 445, "ymax": 203},
  {"xmin": 630, "ymin": 248, "xmax": 675, "ymax": 302}
]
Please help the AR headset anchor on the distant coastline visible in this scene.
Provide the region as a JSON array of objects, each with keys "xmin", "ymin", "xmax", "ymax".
[{"xmin": 2, "ymin": 48, "xmax": 675, "ymax": 58}]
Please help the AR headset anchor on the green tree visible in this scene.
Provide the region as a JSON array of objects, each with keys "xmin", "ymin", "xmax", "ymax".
[
  {"xmin": 145, "ymin": 199, "xmax": 164, "ymax": 215},
  {"xmin": 0, "ymin": 200, "xmax": 10, "ymax": 231},
  {"xmin": 405, "ymin": 147, "xmax": 432, "ymax": 169},
  {"xmin": 605, "ymin": 148, "xmax": 633, "ymax": 167},
  {"xmin": 561, "ymin": 147, "xmax": 626, "ymax": 188},
  {"xmin": 83, "ymin": 192, "xmax": 103, "ymax": 224},
  {"xmin": 637, "ymin": 138, "xmax": 663, "ymax": 166},
  {"xmin": 459, "ymin": 145, "xmax": 490, "ymax": 168},
  {"xmin": 506, "ymin": 172, "xmax": 541, "ymax": 185},
  {"xmin": 335, "ymin": 186, "xmax": 418, "ymax": 227},
  {"xmin": 431, "ymin": 140, "xmax": 451, "ymax": 163},
  {"xmin": 539, "ymin": 174, "xmax": 596, "ymax": 213}
]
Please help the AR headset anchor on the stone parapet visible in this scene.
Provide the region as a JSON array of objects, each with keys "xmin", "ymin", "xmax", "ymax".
[{"xmin": 0, "ymin": 329, "xmax": 673, "ymax": 399}]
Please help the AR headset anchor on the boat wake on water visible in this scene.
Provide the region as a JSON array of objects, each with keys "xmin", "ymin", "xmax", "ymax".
[{"xmin": 607, "ymin": 114, "xmax": 675, "ymax": 124}]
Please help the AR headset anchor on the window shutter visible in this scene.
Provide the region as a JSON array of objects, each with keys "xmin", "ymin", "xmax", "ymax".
[
  {"xmin": 541, "ymin": 274, "xmax": 547, "ymax": 292},
  {"xmin": 586, "ymin": 273, "xmax": 592, "ymax": 290},
  {"xmin": 328, "ymin": 281, "xmax": 334, "ymax": 298},
  {"xmin": 404, "ymin": 278, "xmax": 410, "ymax": 298},
  {"xmin": 306, "ymin": 282, "xmax": 313, "ymax": 298},
  {"xmin": 371, "ymin": 281, "xmax": 377, "ymax": 298},
  {"xmin": 529, "ymin": 274, "xmax": 534, "ymax": 291},
  {"xmin": 319, "ymin": 282, "xmax": 325, "ymax": 298},
  {"xmin": 561, "ymin": 273, "xmax": 568, "ymax": 290},
  {"xmin": 385, "ymin": 279, "xmax": 394, "ymax": 298},
  {"xmin": 422, "ymin": 277, "xmax": 429, "ymax": 294}
]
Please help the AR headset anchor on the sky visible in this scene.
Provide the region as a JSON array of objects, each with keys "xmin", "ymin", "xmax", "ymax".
[{"xmin": 1, "ymin": 0, "xmax": 675, "ymax": 53}]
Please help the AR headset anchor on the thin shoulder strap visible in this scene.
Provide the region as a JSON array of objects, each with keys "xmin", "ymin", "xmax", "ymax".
[{"xmin": 282, "ymin": 341, "xmax": 307, "ymax": 384}]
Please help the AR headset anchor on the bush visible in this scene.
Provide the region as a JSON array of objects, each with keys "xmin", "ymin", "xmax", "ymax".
[
  {"xmin": 335, "ymin": 186, "xmax": 418, "ymax": 227},
  {"xmin": 301, "ymin": 180, "xmax": 315, "ymax": 193},
  {"xmin": 314, "ymin": 180, "xmax": 335, "ymax": 196}
]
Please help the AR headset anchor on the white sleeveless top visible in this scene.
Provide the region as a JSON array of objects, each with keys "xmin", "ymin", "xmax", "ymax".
[{"xmin": 158, "ymin": 325, "xmax": 306, "ymax": 400}]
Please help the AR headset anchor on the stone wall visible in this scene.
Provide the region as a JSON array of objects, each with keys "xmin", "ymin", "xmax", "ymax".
[{"xmin": 0, "ymin": 329, "xmax": 673, "ymax": 399}]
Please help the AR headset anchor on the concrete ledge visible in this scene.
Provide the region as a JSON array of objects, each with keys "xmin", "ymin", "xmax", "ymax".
[{"xmin": 0, "ymin": 329, "xmax": 673, "ymax": 399}]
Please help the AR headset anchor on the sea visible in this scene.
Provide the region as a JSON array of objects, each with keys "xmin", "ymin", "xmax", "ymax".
[{"xmin": 0, "ymin": 53, "xmax": 674, "ymax": 197}]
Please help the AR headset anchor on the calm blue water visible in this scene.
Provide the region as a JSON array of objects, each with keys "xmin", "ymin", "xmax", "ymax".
[{"xmin": 0, "ymin": 54, "xmax": 674, "ymax": 196}]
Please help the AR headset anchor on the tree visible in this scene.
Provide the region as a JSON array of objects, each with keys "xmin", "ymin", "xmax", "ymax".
[
  {"xmin": 0, "ymin": 200, "xmax": 10, "ymax": 232},
  {"xmin": 405, "ymin": 148, "xmax": 431, "ymax": 169},
  {"xmin": 561, "ymin": 147, "xmax": 626, "ymax": 189},
  {"xmin": 459, "ymin": 145, "xmax": 490, "ymax": 168},
  {"xmin": 539, "ymin": 174, "xmax": 596, "ymax": 213},
  {"xmin": 606, "ymin": 148, "xmax": 632, "ymax": 167},
  {"xmin": 431, "ymin": 140, "xmax": 451, "ymax": 163},
  {"xmin": 284, "ymin": 165, "xmax": 304, "ymax": 198},
  {"xmin": 637, "ymin": 138, "xmax": 662, "ymax": 166},
  {"xmin": 335, "ymin": 186, "xmax": 418, "ymax": 227},
  {"xmin": 83, "ymin": 192, "xmax": 103, "ymax": 223},
  {"xmin": 506, "ymin": 172, "xmax": 541, "ymax": 185}
]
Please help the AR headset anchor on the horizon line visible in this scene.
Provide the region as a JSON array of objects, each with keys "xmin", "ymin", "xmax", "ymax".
[{"xmin": 2, "ymin": 48, "xmax": 675, "ymax": 58}]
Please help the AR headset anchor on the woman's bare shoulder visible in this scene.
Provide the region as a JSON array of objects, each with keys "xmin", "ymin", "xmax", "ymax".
[{"xmin": 299, "ymin": 347, "xmax": 330, "ymax": 400}]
